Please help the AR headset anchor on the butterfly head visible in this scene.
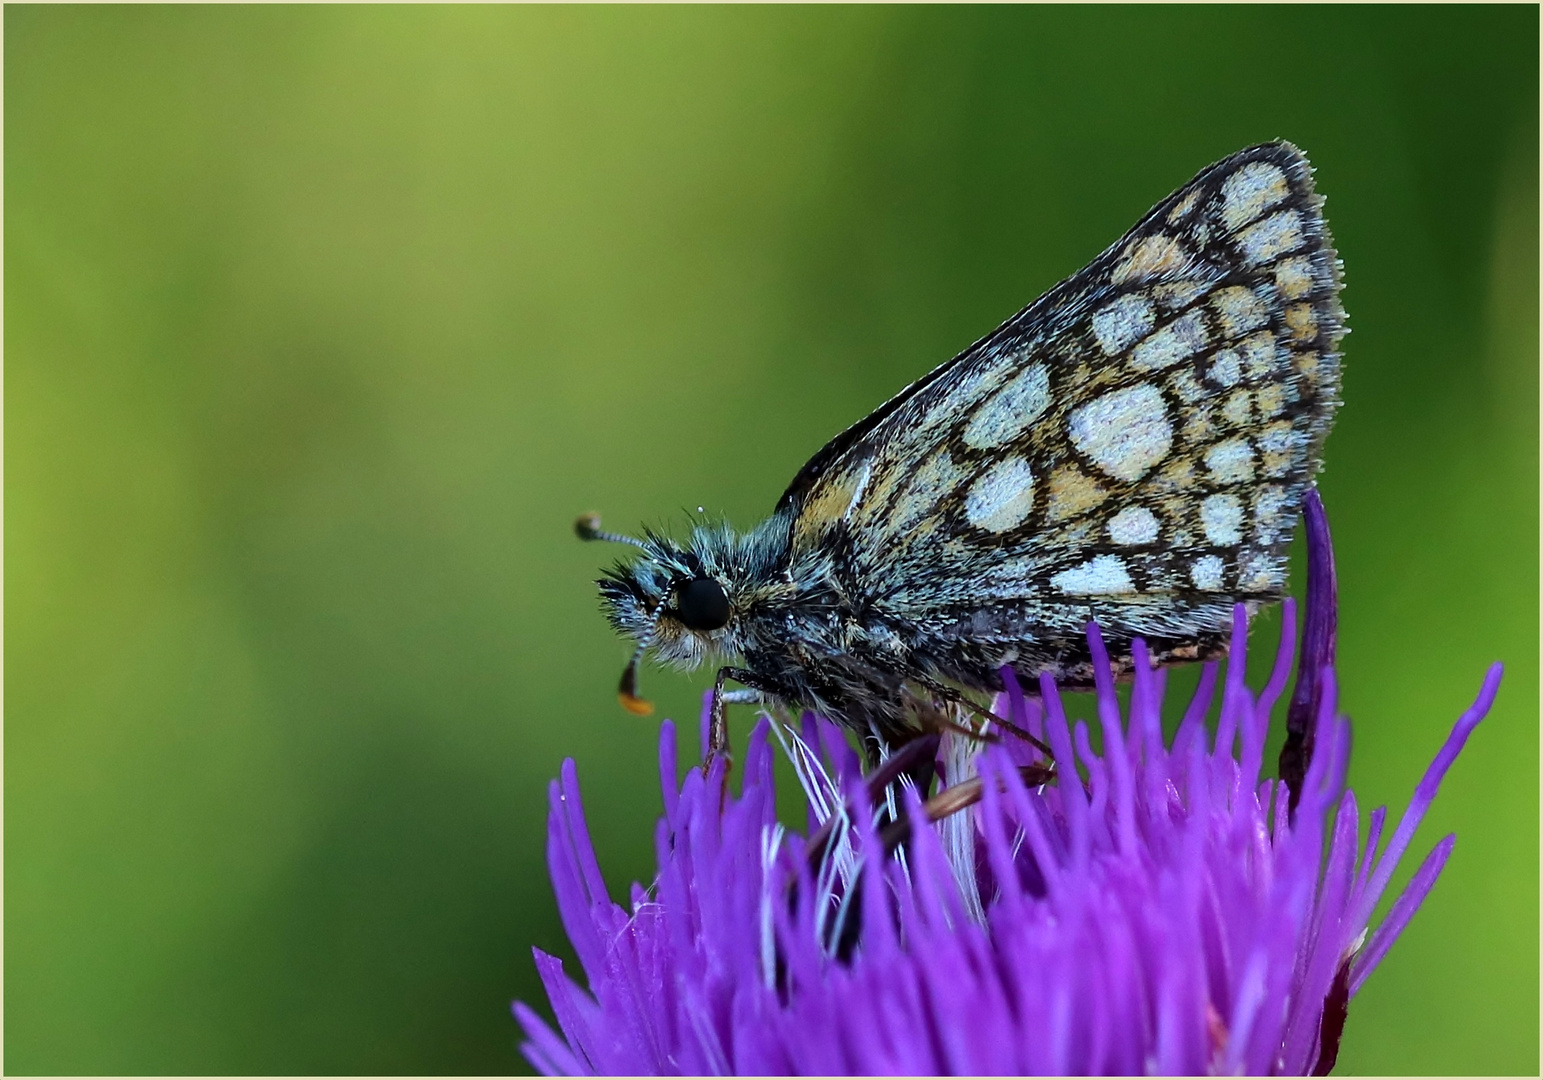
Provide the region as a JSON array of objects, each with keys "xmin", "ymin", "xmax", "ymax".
[{"xmin": 576, "ymin": 514, "xmax": 748, "ymax": 715}]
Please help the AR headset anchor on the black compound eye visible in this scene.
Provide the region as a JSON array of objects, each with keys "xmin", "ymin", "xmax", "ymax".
[{"xmin": 675, "ymin": 576, "xmax": 731, "ymax": 632}]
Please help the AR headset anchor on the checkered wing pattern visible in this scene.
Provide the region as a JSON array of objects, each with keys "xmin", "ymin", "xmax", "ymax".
[{"xmin": 781, "ymin": 142, "xmax": 1344, "ymax": 643}]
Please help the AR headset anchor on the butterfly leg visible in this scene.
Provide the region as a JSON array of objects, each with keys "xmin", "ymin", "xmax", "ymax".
[
  {"xmin": 902, "ymin": 670, "xmax": 1057, "ymax": 764},
  {"xmin": 706, "ymin": 666, "xmax": 786, "ymax": 774}
]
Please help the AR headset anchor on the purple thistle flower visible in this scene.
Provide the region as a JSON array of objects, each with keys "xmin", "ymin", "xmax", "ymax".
[{"xmin": 517, "ymin": 493, "xmax": 1502, "ymax": 1075}]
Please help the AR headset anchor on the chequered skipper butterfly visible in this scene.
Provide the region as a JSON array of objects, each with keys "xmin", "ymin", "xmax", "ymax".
[{"xmin": 579, "ymin": 141, "xmax": 1345, "ymax": 767}]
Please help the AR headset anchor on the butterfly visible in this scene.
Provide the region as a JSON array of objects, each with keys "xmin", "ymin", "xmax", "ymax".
[{"xmin": 579, "ymin": 141, "xmax": 1345, "ymax": 768}]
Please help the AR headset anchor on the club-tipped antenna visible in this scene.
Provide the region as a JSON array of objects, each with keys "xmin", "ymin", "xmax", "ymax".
[
  {"xmin": 574, "ymin": 512, "xmax": 658, "ymax": 714},
  {"xmin": 575, "ymin": 512, "xmax": 648, "ymax": 549},
  {"xmin": 617, "ymin": 583, "xmax": 668, "ymax": 717}
]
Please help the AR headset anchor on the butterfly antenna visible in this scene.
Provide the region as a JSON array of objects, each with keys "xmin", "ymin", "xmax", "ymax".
[
  {"xmin": 574, "ymin": 513, "xmax": 658, "ymax": 714},
  {"xmin": 617, "ymin": 641, "xmax": 654, "ymax": 716},
  {"xmin": 575, "ymin": 512, "xmax": 648, "ymax": 549},
  {"xmin": 616, "ymin": 593, "xmax": 669, "ymax": 716}
]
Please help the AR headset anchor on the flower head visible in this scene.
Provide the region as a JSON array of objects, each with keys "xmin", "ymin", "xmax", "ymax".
[{"xmin": 517, "ymin": 493, "xmax": 1501, "ymax": 1075}]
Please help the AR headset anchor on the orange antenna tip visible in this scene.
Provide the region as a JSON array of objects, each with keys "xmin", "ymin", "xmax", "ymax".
[
  {"xmin": 617, "ymin": 648, "xmax": 653, "ymax": 715},
  {"xmin": 618, "ymin": 690, "xmax": 655, "ymax": 716}
]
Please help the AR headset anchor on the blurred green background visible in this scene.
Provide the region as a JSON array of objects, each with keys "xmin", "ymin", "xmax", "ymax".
[{"xmin": 7, "ymin": 5, "xmax": 1537, "ymax": 1075}]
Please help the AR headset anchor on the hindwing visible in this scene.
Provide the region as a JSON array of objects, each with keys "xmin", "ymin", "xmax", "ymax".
[{"xmin": 781, "ymin": 141, "xmax": 1344, "ymax": 640}]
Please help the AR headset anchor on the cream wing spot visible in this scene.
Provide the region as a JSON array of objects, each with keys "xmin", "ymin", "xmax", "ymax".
[
  {"xmin": 793, "ymin": 461, "xmax": 872, "ymax": 546},
  {"xmin": 1052, "ymin": 554, "xmax": 1135, "ymax": 596},
  {"xmin": 1190, "ymin": 555, "xmax": 1225, "ymax": 591},
  {"xmin": 889, "ymin": 450, "xmax": 966, "ymax": 533},
  {"xmin": 1237, "ymin": 549, "xmax": 1283, "ymax": 592},
  {"xmin": 1131, "ymin": 309, "xmax": 1209, "ymax": 371},
  {"xmin": 988, "ymin": 551, "xmax": 1056, "ymax": 590},
  {"xmin": 1153, "ymin": 280, "xmax": 1209, "ymax": 311},
  {"xmin": 1237, "ymin": 209, "xmax": 1305, "ymax": 267},
  {"xmin": 894, "ymin": 365, "xmax": 1002, "ymax": 452},
  {"xmin": 1209, "ymin": 349, "xmax": 1242, "ymax": 387},
  {"xmin": 1205, "ymin": 437, "xmax": 1256, "ymax": 484},
  {"xmin": 1108, "ymin": 505, "xmax": 1160, "ymax": 546},
  {"xmin": 1068, "ymin": 383, "xmax": 1173, "ymax": 483},
  {"xmin": 1221, "ymin": 389, "xmax": 1253, "ymax": 428},
  {"xmin": 1211, "ymin": 285, "xmax": 1271, "ymax": 337},
  {"xmin": 1275, "ymin": 256, "xmax": 1315, "ymax": 300},
  {"xmin": 962, "ymin": 363, "xmax": 1051, "ymax": 449},
  {"xmin": 1151, "ymin": 456, "xmax": 1198, "ymax": 494},
  {"xmin": 1200, "ymin": 492, "xmax": 1244, "ymax": 546},
  {"xmin": 1257, "ymin": 421, "xmax": 1303, "ymax": 478},
  {"xmin": 1059, "ymin": 519, "xmax": 1098, "ymax": 546},
  {"xmin": 1253, "ymin": 485, "xmax": 1289, "ymax": 544},
  {"xmin": 1220, "ymin": 161, "xmax": 1290, "ymax": 231},
  {"xmin": 1240, "ymin": 332, "xmax": 1281, "ymax": 378},
  {"xmin": 1256, "ymin": 383, "xmax": 1286, "ymax": 418},
  {"xmin": 1182, "ymin": 406, "xmax": 1215, "ymax": 445},
  {"xmin": 964, "ymin": 457, "xmax": 1036, "ymax": 533},
  {"xmin": 1112, "ymin": 234, "xmax": 1189, "ymax": 285},
  {"xmin": 1169, "ymin": 368, "xmax": 1206, "ymax": 403},
  {"xmin": 1047, "ymin": 466, "xmax": 1110, "ymax": 521},
  {"xmin": 1167, "ymin": 188, "xmax": 1202, "ymax": 224},
  {"xmin": 1092, "ymin": 295, "xmax": 1156, "ymax": 356},
  {"xmin": 1285, "ymin": 303, "xmax": 1318, "ymax": 342}
]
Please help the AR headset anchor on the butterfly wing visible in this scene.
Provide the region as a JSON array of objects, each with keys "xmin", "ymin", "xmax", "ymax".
[{"xmin": 781, "ymin": 141, "xmax": 1344, "ymax": 671}]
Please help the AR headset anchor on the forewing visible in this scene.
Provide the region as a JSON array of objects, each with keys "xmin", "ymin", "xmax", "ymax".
[{"xmin": 783, "ymin": 142, "xmax": 1344, "ymax": 641}]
